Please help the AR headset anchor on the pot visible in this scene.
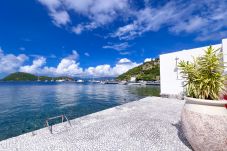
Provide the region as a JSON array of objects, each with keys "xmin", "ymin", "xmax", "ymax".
[{"xmin": 181, "ymin": 97, "xmax": 227, "ymax": 151}]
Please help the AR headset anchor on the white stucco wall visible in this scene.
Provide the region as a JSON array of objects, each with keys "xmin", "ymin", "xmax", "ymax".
[
  {"xmin": 222, "ymin": 39, "xmax": 227, "ymax": 72},
  {"xmin": 160, "ymin": 41, "xmax": 225, "ymax": 97}
]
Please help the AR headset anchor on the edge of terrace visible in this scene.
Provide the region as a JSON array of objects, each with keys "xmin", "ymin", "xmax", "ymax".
[{"xmin": 0, "ymin": 97, "xmax": 192, "ymax": 151}]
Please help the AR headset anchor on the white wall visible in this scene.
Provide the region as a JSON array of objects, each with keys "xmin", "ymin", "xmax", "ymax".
[
  {"xmin": 222, "ymin": 39, "xmax": 227, "ymax": 72},
  {"xmin": 160, "ymin": 41, "xmax": 224, "ymax": 97}
]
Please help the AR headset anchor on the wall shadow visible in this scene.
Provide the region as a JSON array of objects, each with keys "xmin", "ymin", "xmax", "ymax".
[{"xmin": 172, "ymin": 121, "xmax": 193, "ymax": 150}]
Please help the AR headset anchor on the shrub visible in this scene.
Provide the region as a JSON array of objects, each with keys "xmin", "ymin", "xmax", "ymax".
[{"xmin": 178, "ymin": 46, "xmax": 226, "ymax": 100}]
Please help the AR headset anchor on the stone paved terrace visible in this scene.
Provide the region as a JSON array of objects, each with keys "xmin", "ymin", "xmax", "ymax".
[{"xmin": 0, "ymin": 97, "xmax": 192, "ymax": 151}]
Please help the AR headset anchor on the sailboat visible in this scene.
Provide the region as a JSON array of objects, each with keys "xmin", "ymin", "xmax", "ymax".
[{"xmin": 37, "ymin": 76, "xmax": 41, "ymax": 82}]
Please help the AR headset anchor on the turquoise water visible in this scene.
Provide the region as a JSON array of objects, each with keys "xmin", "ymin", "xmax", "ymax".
[{"xmin": 0, "ymin": 82, "xmax": 160, "ymax": 140}]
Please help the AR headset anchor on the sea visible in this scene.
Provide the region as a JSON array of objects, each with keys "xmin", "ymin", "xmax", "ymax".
[{"xmin": 0, "ymin": 82, "xmax": 160, "ymax": 141}]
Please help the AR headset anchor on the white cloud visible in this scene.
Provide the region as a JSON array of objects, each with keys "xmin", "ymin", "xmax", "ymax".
[
  {"xmin": 112, "ymin": 58, "xmax": 140, "ymax": 76},
  {"xmin": 38, "ymin": 0, "xmax": 227, "ymax": 41},
  {"xmin": 72, "ymin": 22, "xmax": 97, "ymax": 34},
  {"xmin": 20, "ymin": 57, "xmax": 46, "ymax": 74},
  {"xmin": 19, "ymin": 50, "xmax": 82, "ymax": 77},
  {"xmin": 144, "ymin": 58, "xmax": 151, "ymax": 63},
  {"xmin": 66, "ymin": 50, "xmax": 79, "ymax": 60},
  {"xmin": 111, "ymin": 24, "xmax": 138, "ymax": 40},
  {"xmin": 43, "ymin": 50, "xmax": 83, "ymax": 76},
  {"xmin": 144, "ymin": 58, "xmax": 155, "ymax": 63},
  {"xmin": 84, "ymin": 58, "xmax": 140, "ymax": 77},
  {"xmin": 84, "ymin": 52, "xmax": 90, "ymax": 57},
  {"xmin": 85, "ymin": 64, "xmax": 111, "ymax": 77},
  {"xmin": 103, "ymin": 42, "xmax": 131, "ymax": 55},
  {"xmin": 50, "ymin": 10, "xmax": 70, "ymax": 26},
  {"xmin": 103, "ymin": 42, "xmax": 130, "ymax": 51},
  {"xmin": 111, "ymin": 3, "xmax": 178, "ymax": 40},
  {"xmin": 119, "ymin": 51, "xmax": 131, "ymax": 55},
  {"xmin": 64, "ymin": 0, "xmax": 128, "ymax": 24},
  {"xmin": 38, "ymin": 0, "xmax": 128, "ymax": 32},
  {"xmin": 38, "ymin": 0, "xmax": 70, "ymax": 26},
  {"xmin": 170, "ymin": 16, "xmax": 208, "ymax": 34},
  {"xmin": 54, "ymin": 58, "xmax": 83, "ymax": 76},
  {"xmin": 118, "ymin": 58, "xmax": 131, "ymax": 64},
  {"xmin": 0, "ymin": 48, "xmax": 28, "ymax": 73},
  {"xmin": 72, "ymin": 24, "xmax": 84, "ymax": 34},
  {"xmin": 42, "ymin": 56, "xmax": 139, "ymax": 77},
  {"xmin": 1, "ymin": 48, "xmax": 140, "ymax": 77},
  {"xmin": 111, "ymin": 58, "xmax": 140, "ymax": 76},
  {"xmin": 111, "ymin": 0, "xmax": 227, "ymax": 41}
]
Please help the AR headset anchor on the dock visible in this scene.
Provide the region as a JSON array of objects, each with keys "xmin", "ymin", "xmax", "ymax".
[{"xmin": 0, "ymin": 97, "xmax": 192, "ymax": 151}]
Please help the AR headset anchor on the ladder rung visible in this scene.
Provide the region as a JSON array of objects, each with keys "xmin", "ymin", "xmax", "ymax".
[{"xmin": 45, "ymin": 114, "xmax": 71, "ymax": 134}]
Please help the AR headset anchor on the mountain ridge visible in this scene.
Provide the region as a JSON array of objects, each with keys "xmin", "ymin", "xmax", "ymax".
[
  {"xmin": 1, "ymin": 72, "xmax": 74, "ymax": 81},
  {"xmin": 116, "ymin": 59, "xmax": 160, "ymax": 81}
]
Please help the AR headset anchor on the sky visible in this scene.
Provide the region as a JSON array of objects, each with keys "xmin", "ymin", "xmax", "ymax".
[{"xmin": 0, "ymin": 0, "xmax": 227, "ymax": 78}]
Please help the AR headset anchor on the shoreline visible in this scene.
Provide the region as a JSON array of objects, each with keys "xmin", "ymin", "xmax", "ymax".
[{"xmin": 0, "ymin": 97, "xmax": 191, "ymax": 151}]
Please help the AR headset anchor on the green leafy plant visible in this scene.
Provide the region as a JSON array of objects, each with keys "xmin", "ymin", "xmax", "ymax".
[{"xmin": 178, "ymin": 46, "xmax": 226, "ymax": 100}]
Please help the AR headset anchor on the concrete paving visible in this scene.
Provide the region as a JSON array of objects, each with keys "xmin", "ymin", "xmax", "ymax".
[{"xmin": 0, "ymin": 97, "xmax": 192, "ymax": 151}]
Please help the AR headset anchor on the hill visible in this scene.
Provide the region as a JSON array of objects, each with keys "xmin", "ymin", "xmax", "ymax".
[
  {"xmin": 1, "ymin": 72, "xmax": 74, "ymax": 81},
  {"xmin": 2, "ymin": 72, "xmax": 37, "ymax": 81},
  {"xmin": 116, "ymin": 58, "xmax": 160, "ymax": 81}
]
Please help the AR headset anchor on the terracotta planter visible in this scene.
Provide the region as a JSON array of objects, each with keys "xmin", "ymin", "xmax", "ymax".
[{"xmin": 181, "ymin": 97, "xmax": 227, "ymax": 151}]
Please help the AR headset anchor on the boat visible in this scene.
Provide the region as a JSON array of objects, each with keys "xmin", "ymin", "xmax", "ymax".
[
  {"xmin": 100, "ymin": 81, "xmax": 105, "ymax": 84},
  {"xmin": 145, "ymin": 81, "xmax": 160, "ymax": 85},
  {"xmin": 76, "ymin": 79, "xmax": 84, "ymax": 83},
  {"xmin": 104, "ymin": 81, "xmax": 119, "ymax": 84},
  {"xmin": 127, "ymin": 82, "xmax": 141, "ymax": 86},
  {"xmin": 51, "ymin": 77, "xmax": 54, "ymax": 82},
  {"xmin": 89, "ymin": 80, "xmax": 101, "ymax": 83},
  {"xmin": 119, "ymin": 81, "xmax": 127, "ymax": 85},
  {"xmin": 56, "ymin": 79, "xmax": 65, "ymax": 82},
  {"xmin": 37, "ymin": 76, "xmax": 41, "ymax": 82},
  {"xmin": 139, "ymin": 81, "xmax": 147, "ymax": 85}
]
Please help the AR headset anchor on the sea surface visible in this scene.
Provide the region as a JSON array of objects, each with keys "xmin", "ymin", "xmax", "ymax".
[{"xmin": 0, "ymin": 82, "xmax": 160, "ymax": 141}]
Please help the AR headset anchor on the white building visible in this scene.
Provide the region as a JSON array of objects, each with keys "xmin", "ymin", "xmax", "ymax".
[
  {"xmin": 130, "ymin": 76, "xmax": 136, "ymax": 82},
  {"xmin": 160, "ymin": 38, "xmax": 227, "ymax": 98}
]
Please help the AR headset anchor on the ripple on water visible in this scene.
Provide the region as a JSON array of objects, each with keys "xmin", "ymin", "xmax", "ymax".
[{"xmin": 0, "ymin": 82, "xmax": 160, "ymax": 140}]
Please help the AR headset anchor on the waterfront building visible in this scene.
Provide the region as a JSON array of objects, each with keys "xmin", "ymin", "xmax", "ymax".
[{"xmin": 160, "ymin": 38, "xmax": 227, "ymax": 98}]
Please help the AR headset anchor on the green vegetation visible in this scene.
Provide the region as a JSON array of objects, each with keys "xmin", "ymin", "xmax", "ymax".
[
  {"xmin": 129, "ymin": 86, "xmax": 160, "ymax": 97},
  {"xmin": 2, "ymin": 72, "xmax": 37, "ymax": 81},
  {"xmin": 178, "ymin": 46, "xmax": 226, "ymax": 100},
  {"xmin": 1, "ymin": 72, "xmax": 74, "ymax": 81},
  {"xmin": 117, "ymin": 58, "xmax": 160, "ymax": 81}
]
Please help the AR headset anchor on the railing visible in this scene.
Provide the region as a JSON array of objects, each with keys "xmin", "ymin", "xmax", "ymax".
[{"xmin": 45, "ymin": 115, "xmax": 71, "ymax": 134}]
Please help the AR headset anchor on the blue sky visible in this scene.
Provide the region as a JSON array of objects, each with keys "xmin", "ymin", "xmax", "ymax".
[{"xmin": 0, "ymin": 0, "xmax": 227, "ymax": 78}]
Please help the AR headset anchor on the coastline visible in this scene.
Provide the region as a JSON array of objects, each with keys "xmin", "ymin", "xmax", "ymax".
[{"xmin": 0, "ymin": 97, "xmax": 191, "ymax": 151}]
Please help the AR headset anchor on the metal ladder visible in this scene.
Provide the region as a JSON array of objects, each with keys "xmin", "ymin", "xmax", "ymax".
[{"xmin": 45, "ymin": 115, "xmax": 71, "ymax": 134}]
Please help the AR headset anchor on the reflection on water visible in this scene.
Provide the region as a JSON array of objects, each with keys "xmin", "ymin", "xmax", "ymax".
[
  {"xmin": 0, "ymin": 82, "xmax": 160, "ymax": 140},
  {"xmin": 128, "ymin": 85, "xmax": 160, "ymax": 97}
]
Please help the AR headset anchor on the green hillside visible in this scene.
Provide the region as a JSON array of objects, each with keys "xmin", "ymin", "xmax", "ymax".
[
  {"xmin": 1, "ymin": 72, "xmax": 74, "ymax": 81},
  {"xmin": 2, "ymin": 72, "xmax": 37, "ymax": 81},
  {"xmin": 117, "ymin": 58, "xmax": 160, "ymax": 81}
]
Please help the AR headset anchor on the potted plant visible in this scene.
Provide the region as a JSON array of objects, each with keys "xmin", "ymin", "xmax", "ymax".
[{"xmin": 178, "ymin": 46, "xmax": 227, "ymax": 151}]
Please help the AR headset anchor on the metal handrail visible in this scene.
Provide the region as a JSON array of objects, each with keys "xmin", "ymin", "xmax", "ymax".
[{"xmin": 45, "ymin": 114, "xmax": 71, "ymax": 134}]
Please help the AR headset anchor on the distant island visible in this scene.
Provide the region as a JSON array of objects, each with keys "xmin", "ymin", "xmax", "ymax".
[
  {"xmin": 117, "ymin": 59, "xmax": 160, "ymax": 81},
  {"xmin": 1, "ymin": 72, "xmax": 74, "ymax": 82},
  {"xmin": 1, "ymin": 59, "xmax": 160, "ymax": 82}
]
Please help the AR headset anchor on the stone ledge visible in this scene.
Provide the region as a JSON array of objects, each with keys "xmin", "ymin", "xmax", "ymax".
[{"xmin": 0, "ymin": 97, "xmax": 191, "ymax": 151}]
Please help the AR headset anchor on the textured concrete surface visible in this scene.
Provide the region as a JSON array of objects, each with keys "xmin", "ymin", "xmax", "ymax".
[
  {"xmin": 182, "ymin": 103, "xmax": 227, "ymax": 151},
  {"xmin": 0, "ymin": 97, "xmax": 192, "ymax": 151}
]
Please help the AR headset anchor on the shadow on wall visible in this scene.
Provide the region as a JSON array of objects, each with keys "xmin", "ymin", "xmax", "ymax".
[{"xmin": 172, "ymin": 122, "xmax": 193, "ymax": 150}]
